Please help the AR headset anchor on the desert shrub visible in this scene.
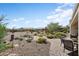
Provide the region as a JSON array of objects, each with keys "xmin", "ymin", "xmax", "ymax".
[
  {"xmin": 19, "ymin": 38, "xmax": 23, "ymax": 41},
  {"xmin": 0, "ymin": 43, "xmax": 6, "ymax": 52},
  {"xmin": 26, "ymin": 38, "xmax": 32, "ymax": 43},
  {"xmin": 43, "ymin": 33, "xmax": 46, "ymax": 36},
  {"xmin": 38, "ymin": 34, "xmax": 43, "ymax": 37},
  {"xmin": 33, "ymin": 32, "xmax": 38, "ymax": 36},
  {"xmin": 3, "ymin": 41, "xmax": 6, "ymax": 44},
  {"xmin": 23, "ymin": 34, "xmax": 33, "ymax": 39},
  {"xmin": 0, "ymin": 43, "xmax": 12, "ymax": 52},
  {"xmin": 47, "ymin": 34, "xmax": 54, "ymax": 39},
  {"xmin": 15, "ymin": 37, "xmax": 20, "ymax": 40},
  {"xmin": 23, "ymin": 34, "xmax": 30, "ymax": 37},
  {"xmin": 36, "ymin": 37, "xmax": 47, "ymax": 44},
  {"xmin": 15, "ymin": 37, "xmax": 23, "ymax": 41},
  {"xmin": 5, "ymin": 44, "xmax": 13, "ymax": 48},
  {"xmin": 54, "ymin": 32, "xmax": 66, "ymax": 38}
]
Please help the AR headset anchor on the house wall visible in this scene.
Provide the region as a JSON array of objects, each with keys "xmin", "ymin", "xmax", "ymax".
[
  {"xmin": 70, "ymin": 10, "xmax": 78, "ymax": 38},
  {"xmin": 70, "ymin": 4, "xmax": 79, "ymax": 56},
  {"xmin": 78, "ymin": 6, "xmax": 79, "ymax": 56},
  {"xmin": 70, "ymin": 18, "xmax": 78, "ymax": 36}
]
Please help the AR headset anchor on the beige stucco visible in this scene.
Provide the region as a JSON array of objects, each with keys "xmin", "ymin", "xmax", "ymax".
[
  {"xmin": 70, "ymin": 4, "xmax": 79, "ymax": 55},
  {"xmin": 70, "ymin": 14, "xmax": 78, "ymax": 36}
]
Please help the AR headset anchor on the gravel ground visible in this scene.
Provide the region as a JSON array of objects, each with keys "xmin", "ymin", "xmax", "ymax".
[
  {"xmin": 0, "ymin": 32, "xmax": 50, "ymax": 56},
  {"xmin": 0, "ymin": 41, "xmax": 50, "ymax": 56},
  {"xmin": 0, "ymin": 32, "xmax": 72, "ymax": 56}
]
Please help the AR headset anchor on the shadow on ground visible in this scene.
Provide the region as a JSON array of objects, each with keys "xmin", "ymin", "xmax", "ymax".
[{"xmin": 68, "ymin": 50, "xmax": 78, "ymax": 56}]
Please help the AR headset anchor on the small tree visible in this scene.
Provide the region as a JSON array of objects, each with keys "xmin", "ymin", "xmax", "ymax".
[
  {"xmin": 46, "ymin": 22, "xmax": 69, "ymax": 38},
  {"xmin": 47, "ymin": 23, "xmax": 62, "ymax": 34}
]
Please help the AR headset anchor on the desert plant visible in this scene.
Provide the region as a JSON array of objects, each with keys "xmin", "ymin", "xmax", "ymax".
[
  {"xmin": 0, "ymin": 43, "xmax": 6, "ymax": 52},
  {"xmin": 3, "ymin": 41, "xmax": 6, "ymax": 44},
  {"xmin": 36, "ymin": 37, "xmax": 47, "ymax": 44},
  {"xmin": 33, "ymin": 32, "xmax": 38, "ymax": 36},
  {"xmin": 15, "ymin": 37, "xmax": 23, "ymax": 41},
  {"xmin": 23, "ymin": 34, "xmax": 29, "ymax": 37},
  {"xmin": 19, "ymin": 38, "xmax": 23, "ymax": 41},
  {"xmin": 6, "ymin": 44, "xmax": 13, "ymax": 48},
  {"xmin": 47, "ymin": 34, "xmax": 54, "ymax": 39},
  {"xmin": 54, "ymin": 32, "xmax": 66, "ymax": 38},
  {"xmin": 47, "ymin": 23, "xmax": 62, "ymax": 34},
  {"xmin": 15, "ymin": 37, "xmax": 20, "ymax": 40},
  {"xmin": 46, "ymin": 22, "xmax": 69, "ymax": 34},
  {"xmin": 0, "ymin": 43, "xmax": 12, "ymax": 52},
  {"xmin": 38, "ymin": 34, "xmax": 43, "ymax": 37},
  {"xmin": 26, "ymin": 38, "xmax": 32, "ymax": 43}
]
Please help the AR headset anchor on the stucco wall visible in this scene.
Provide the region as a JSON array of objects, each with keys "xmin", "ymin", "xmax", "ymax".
[{"xmin": 78, "ymin": 6, "xmax": 79, "ymax": 55}]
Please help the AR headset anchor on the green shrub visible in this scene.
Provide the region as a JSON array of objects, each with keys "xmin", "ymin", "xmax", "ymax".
[
  {"xmin": 47, "ymin": 34, "xmax": 54, "ymax": 39},
  {"xmin": 36, "ymin": 37, "xmax": 47, "ymax": 44},
  {"xmin": 0, "ymin": 43, "xmax": 12, "ymax": 52},
  {"xmin": 6, "ymin": 44, "xmax": 13, "ymax": 49},
  {"xmin": 0, "ymin": 43, "xmax": 6, "ymax": 52},
  {"xmin": 47, "ymin": 23, "xmax": 62, "ymax": 34},
  {"xmin": 54, "ymin": 32, "xmax": 66, "ymax": 38}
]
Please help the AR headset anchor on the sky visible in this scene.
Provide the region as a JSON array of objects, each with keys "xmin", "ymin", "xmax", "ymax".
[{"xmin": 0, "ymin": 3, "xmax": 75, "ymax": 29}]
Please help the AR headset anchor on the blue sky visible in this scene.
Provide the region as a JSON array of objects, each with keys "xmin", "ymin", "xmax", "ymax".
[{"xmin": 0, "ymin": 3, "xmax": 75, "ymax": 29}]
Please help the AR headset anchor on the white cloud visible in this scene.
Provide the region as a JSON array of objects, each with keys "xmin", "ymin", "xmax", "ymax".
[
  {"xmin": 13, "ymin": 19, "xmax": 17, "ymax": 22},
  {"xmin": 25, "ymin": 21, "xmax": 30, "ymax": 24},
  {"xmin": 57, "ymin": 3, "xmax": 75, "ymax": 9},
  {"xmin": 46, "ymin": 4, "xmax": 74, "ymax": 26},
  {"xmin": 12, "ymin": 17, "xmax": 25, "ymax": 22}
]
